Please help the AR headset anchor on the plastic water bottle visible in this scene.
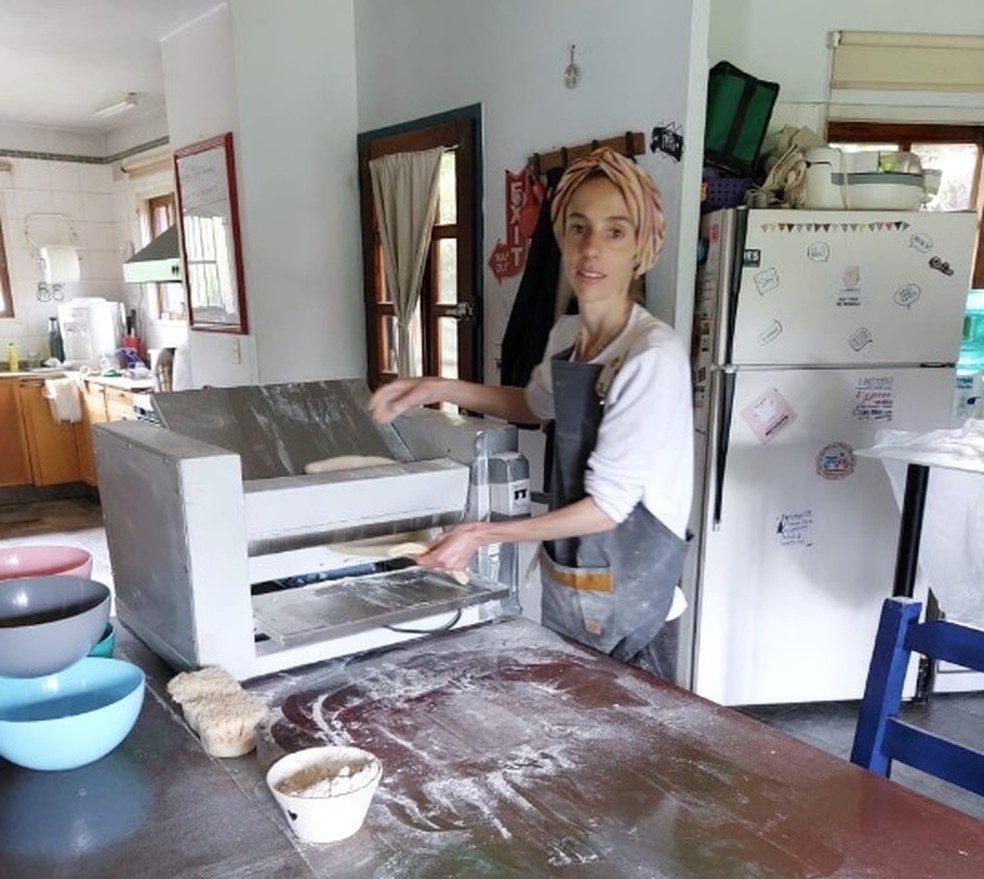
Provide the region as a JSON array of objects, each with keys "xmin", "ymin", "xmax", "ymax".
[{"xmin": 953, "ymin": 291, "xmax": 984, "ymax": 424}]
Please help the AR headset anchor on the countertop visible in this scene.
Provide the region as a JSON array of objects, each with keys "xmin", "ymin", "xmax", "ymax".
[
  {"xmin": 2, "ymin": 618, "xmax": 982, "ymax": 878},
  {"xmin": 0, "ymin": 369, "xmax": 153, "ymax": 391}
]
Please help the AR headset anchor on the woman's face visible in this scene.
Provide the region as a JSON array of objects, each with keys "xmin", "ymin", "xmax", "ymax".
[{"xmin": 560, "ymin": 175, "xmax": 637, "ymax": 311}]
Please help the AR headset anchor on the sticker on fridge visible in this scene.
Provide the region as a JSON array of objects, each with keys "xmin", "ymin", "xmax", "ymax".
[
  {"xmin": 853, "ymin": 376, "xmax": 895, "ymax": 423},
  {"xmin": 776, "ymin": 509, "xmax": 813, "ymax": 547},
  {"xmin": 740, "ymin": 387, "xmax": 797, "ymax": 444},
  {"xmin": 834, "ymin": 264, "xmax": 863, "ymax": 308},
  {"xmin": 816, "ymin": 442, "xmax": 855, "ymax": 480}
]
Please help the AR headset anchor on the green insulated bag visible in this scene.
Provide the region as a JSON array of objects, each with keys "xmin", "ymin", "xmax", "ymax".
[{"xmin": 704, "ymin": 61, "xmax": 779, "ymax": 177}]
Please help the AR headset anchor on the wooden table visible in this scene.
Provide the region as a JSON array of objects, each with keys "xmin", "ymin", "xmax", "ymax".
[{"xmin": 2, "ymin": 618, "xmax": 981, "ymax": 878}]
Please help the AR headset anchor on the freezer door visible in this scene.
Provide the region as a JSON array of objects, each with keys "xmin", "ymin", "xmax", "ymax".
[
  {"xmin": 692, "ymin": 365, "xmax": 953, "ymax": 705},
  {"xmin": 730, "ymin": 210, "xmax": 977, "ymax": 366}
]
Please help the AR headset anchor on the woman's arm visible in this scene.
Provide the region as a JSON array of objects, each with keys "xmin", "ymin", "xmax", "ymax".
[
  {"xmin": 416, "ymin": 496, "xmax": 617, "ymax": 573},
  {"xmin": 369, "ymin": 377, "xmax": 537, "ymax": 425}
]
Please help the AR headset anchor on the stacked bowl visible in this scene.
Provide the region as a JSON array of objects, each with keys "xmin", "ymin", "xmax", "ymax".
[{"xmin": 0, "ymin": 573, "xmax": 144, "ymax": 771}]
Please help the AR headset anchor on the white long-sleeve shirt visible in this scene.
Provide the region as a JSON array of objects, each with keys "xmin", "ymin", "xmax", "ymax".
[{"xmin": 524, "ymin": 304, "xmax": 693, "ymax": 540}]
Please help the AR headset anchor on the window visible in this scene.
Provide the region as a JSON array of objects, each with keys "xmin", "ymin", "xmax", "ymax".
[
  {"xmin": 358, "ymin": 105, "xmax": 482, "ymax": 395},
  {"xmin": 0, "ymin": 219, "xmax": 12, "ymax": 318},
  {"xmin": 145, "ymin": 193, "xmax": 185, "ymax": 321},
  {"xmin": 827, "ymin": 122, "xmax": 984, "ymax": 288}
]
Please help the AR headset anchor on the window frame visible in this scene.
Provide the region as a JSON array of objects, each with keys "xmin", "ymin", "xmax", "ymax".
[
  {"xmin": 145, "ymin": 193, "xmax": 185, "ymax": 321},
  {"xmin": 0, "ymin": 219, "xmax": 12, "ymax": 319},
  {"xmin": 826, "ymin": 121, "xmax": 984, "ymax": 288}
]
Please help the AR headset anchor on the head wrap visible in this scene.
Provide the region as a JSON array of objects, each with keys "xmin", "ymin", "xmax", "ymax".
[{"xmin": 550, "ymin": 147, "xmax": 666, "ymax": 276}]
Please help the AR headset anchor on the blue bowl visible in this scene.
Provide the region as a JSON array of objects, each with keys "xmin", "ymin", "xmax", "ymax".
[
  {"xmin": 0, "ymin": 657, "xmax": 144, "ymax": 771},
  {"xmin": 88, "ymin": 622, "xmax": 116, "ymax": 658}
]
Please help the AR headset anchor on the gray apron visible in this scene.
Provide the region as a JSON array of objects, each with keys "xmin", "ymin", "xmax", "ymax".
[{"xmin": 540, "ymin": 347, "xmax": 688, "ymax": 665}]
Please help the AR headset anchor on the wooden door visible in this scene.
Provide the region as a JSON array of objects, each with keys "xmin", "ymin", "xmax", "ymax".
[
  {"xmin": 0, "ymin": 379, "xmax": 32, "ymax": 487},
  {"xmin": 358, "ymin": 105, "xmax": 482, "ymax": 392},
  {"xmin": 18, "ymin": 380, "xmax": 81, "ymax": 486}
]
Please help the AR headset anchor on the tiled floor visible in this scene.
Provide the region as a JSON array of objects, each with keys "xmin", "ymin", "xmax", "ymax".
[
  {"xmin": 3, "ymin": 496, "xmax": 983, "ymax": 823},
  {"xmin": 0, "ymin": 496, "xmax": 114, "ymax": 599}
]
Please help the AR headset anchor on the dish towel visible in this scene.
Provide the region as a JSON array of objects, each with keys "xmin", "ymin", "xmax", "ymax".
[{"xmin": 42, "ymin": 376, "xmax": 82, "ymax": 423}]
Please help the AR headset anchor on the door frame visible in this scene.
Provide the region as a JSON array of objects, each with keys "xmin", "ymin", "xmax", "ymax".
[{"xmin": 357, "ymin": 103, "xmax": 484, "ymax": 387}]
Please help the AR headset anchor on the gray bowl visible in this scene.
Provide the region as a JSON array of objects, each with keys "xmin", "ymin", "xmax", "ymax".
[{"xmin": 0, "ymin": 576, "xmax": 111, "ymax": 677}]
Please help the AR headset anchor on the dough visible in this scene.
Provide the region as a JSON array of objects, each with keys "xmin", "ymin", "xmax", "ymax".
[
  {"xmin": 387, "ymin": 542, "xmax": 469, "ymax": 586},
  {"xmin": 167, "ymin": 666, "xmax": 242, "ymax": 703},
  {"xmin": 326, "ymin": 530, "xmax": 434, "ymax": 558},
  {"xmin": 185, "ymin": 692, "xmax": 268, "ymax": 758},
  {"xmin": 304, "ymin": 455, "xmax": 395, "ymax": 474},
  {"xmin": 167, "ymin": 667, "xmax": 268, "ymax": 758}
]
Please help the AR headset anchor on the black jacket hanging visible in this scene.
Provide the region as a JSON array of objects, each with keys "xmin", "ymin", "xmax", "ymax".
[{"xmin": 499, "ymin": 166, "xmax": 566, "ymax": 389}]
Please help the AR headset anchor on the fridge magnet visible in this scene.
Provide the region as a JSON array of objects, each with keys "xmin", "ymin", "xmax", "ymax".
[
  {"xmin": 488, "ymin": 169, "xmax": 543, "ymax": 283},
  {"xmin": 742, "ymin": 248, "xmax": 761, "ymax": 267},
  {"xmin": 807, "ymin": 242, "xmax": 829, "ymax": 262},
  {"xmin": 908, "ymin": 232, "xmax": 933, "ymax": 254},
  {"xmin": 835, "ymin": 265, "xmax": 863, "ymax": 308},
  {"xmin": 776, "ymin": 509, "xmax": 813, "ymax": 547},
  {"xmin": 815, "ymin": 442, "xmax": 855, "ymax": 480},
  {"xmin": 848, "ymin": 327, "xmax": 873, "ymax": 352},
  {"xmin": 929, "ymin": 256, "xmax": 955, "ymax": 277},
  {"xmin": 757, "ymin": 319, "xmax": 783, "ymax": 346},
  {"xmin": 853, "ymin": 376, "xmax": 895, "ymax": 423},
  {"xmin": 753, "ymin": 267, "xmax": 780, "ymax": 296},
  {"xmin": 740, "ymin": 387, "xmax": 796, "ymax": 444},
  {"xmin": 894, "ymin": 283, "xmax": 921, "ymax": 309},
  {"xmin": 650, "ymin": 122, "xmax": 684, "ymax": 162}
]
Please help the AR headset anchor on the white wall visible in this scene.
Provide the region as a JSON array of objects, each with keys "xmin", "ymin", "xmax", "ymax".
[
  {"xmin": 355, "ymin": 0, "xmax": 707, "ymax": 381},
  {"xmin": 231, "ymin": 0, "xmax": 363, "ymax": 384},
  {"xmin": 160, "ymin": 0, "xmax": 364, "ymax": 388},
  {"xmin": 161, "ymin": 3, "xmax": 258, "ymax": 387},
  {"xmin": 709, "ymin": 0, "xmax": 984, "ymax": 132}
]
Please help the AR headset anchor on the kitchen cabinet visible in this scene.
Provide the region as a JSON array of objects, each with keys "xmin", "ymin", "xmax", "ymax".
[
  {"xmin": 76, "ymin": 380, "xmax": 110, "ymax": 486},
  {"xmin": 17, "ymin": 379, "xmax": 82, "ymax": 486},
  {"xmin": 0, "ymin": 379, "xmax": 32, "ymax": 487}
]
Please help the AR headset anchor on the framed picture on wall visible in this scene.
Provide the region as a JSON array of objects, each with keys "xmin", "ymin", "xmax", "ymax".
[{"xmin": 173, "ymin": 132, "xmax": 248, "ymax": 334}]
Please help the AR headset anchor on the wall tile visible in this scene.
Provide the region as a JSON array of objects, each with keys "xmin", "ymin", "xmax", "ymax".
[{"xmin": 49, "ymin": 162, "xmax": 81, "ymax": 193}]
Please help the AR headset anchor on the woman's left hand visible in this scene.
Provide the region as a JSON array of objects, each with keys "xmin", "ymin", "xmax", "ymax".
[{"xmin": 416, "ymin": 523, "xmax": 488, "ymax": 574}]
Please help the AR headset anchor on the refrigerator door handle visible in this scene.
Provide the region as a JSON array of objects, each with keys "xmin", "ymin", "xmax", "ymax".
[{"xmin": 709, "ymin": 369, "xmax": 736, "ymax": 530}]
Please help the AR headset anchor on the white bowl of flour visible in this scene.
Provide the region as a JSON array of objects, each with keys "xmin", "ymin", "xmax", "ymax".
[{"xmin": 266, "ymin": 745, "xmax": 382, "ymax": 844}]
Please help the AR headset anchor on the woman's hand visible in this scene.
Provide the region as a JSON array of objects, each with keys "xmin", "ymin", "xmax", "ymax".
[
  {"xmin": 369, "ymin": 377, "xmax": 445, "ymax": 424},
  {"xmin": 415, "ymin": 523, "xmax": 489, "ymax": 574}
]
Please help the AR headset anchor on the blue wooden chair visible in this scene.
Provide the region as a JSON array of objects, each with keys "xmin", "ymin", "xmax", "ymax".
[{"xmin": 851, "ymin": 597, "xmax": 984, "ymax": 796}]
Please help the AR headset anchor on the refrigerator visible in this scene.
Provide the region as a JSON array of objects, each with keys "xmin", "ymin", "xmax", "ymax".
[{"xmin": 686, "ymin": 207, "xmax": 977, "ymax": 706}]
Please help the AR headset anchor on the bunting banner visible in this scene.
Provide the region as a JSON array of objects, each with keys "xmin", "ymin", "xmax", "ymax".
[{"xmin": 759, "ymin": 221, "xmax": 911, "ymax": 233}]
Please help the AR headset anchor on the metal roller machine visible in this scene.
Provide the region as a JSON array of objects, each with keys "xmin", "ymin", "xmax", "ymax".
[{"xmin": 93, "ymin": 380, "xmax": 530, "ymax": 679}]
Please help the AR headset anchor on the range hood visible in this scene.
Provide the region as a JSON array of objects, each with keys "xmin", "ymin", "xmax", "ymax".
[{"xmin": 123, "ymin": 225, "xmax": 183, "ymax": 284}]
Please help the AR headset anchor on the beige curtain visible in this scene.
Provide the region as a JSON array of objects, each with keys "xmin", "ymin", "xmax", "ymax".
[{"xmin": 369, "ymin": 146, "xmax": 445, "ymax": 377}]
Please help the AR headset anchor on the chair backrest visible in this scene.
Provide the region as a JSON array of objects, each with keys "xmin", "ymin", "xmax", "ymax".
[{"xmin": 851, "ymin": 597, "xmax": 984, "ymax": 796}]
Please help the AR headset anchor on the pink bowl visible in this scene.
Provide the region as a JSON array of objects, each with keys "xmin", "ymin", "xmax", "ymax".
[{"xmin": 0, "ymin": 546, "xmax": 93, "ymax": 581}]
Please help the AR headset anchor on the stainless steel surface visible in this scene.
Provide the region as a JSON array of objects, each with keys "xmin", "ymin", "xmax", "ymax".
[
  {"xmin": 153, "ymin": 380, "xmax": 410, "ymax": 480},
  {"xmin": 252, "ymin": 567, "xmax": 510, "ymax": 645}
]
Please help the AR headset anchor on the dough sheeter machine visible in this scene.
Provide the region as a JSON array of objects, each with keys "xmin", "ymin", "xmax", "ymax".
[{"xmin": 92, "ymin": 380, "xmax": 530, "ymax": 680}]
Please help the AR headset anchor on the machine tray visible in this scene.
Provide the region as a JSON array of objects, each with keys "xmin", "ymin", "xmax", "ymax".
[{"xmin": 251, "ymin": 567, "xmax": 509, "ymax": 645}]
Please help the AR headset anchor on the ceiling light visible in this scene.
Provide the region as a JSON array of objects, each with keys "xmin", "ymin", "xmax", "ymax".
[{"xmin": 93, "ymin": 93, "xmax": 138, "ymax": 119}]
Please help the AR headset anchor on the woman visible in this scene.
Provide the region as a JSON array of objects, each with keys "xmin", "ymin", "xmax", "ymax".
[{"xmin": 369, "ymin": 147, "xmax": 693, "ymax": 679}]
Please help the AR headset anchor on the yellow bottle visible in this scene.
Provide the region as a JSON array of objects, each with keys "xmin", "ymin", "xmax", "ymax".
[{"xmin": 6, "ymin": 341, "xmax": 19, "ymax": 372}]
